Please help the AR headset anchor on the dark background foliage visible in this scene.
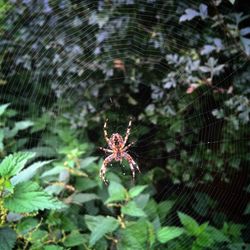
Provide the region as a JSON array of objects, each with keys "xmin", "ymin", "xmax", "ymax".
[{"xmin": 0, "ymin": 0, "xmax": 250, "ymax": 249}]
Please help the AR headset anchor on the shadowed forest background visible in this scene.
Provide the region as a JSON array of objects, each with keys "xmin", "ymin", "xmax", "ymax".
[{"xmin": 0, "ymin": 0, "xmax": 250, "ymax": 249}]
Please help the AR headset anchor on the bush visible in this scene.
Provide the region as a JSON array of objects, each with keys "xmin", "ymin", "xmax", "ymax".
[{"xmin": 0, "ymin": 0, "xmax": 249, "ymax": 249}]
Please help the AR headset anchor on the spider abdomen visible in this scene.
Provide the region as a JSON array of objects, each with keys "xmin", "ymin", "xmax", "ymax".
[
  {"xmin": 114, "ymin": 150, "xmax": 122, "ymax": 161},
  {"xmin": 110, "ymin": 133, "xmax": 124, "ymax": 149}
]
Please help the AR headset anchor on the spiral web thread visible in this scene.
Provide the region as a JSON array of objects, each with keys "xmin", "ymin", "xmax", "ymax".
[{"xmin": 1, "ymin": 0, "xmax": 249, "ymax": 248}]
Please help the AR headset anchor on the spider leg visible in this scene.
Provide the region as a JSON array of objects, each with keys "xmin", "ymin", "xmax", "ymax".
[
  {"xmin": 99, "ymin": 147, "xmax": 113, "ymax": 153},
  {"xmin": 100, "ymin": 154, "xmax": 115, "ymax": 184},
  {"xmin": 123, "ymin": 152, "xmax": 141, "ymax": 179},
  {"xmin": 103, "ymin": 119, "xmax": 110, "ymax": 144},
  {"xmin": 123, "ymin": 118, "xmax": 132, "ymax": 146},
  {"xmin": 122, "ymin": 141, "xmax": 135, "ymax": 152}
]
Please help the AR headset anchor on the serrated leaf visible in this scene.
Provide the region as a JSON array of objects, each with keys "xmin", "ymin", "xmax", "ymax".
[
  {"xmin": 71, "ymin": 193, "xmax": 100, "ymax": 204},
  {"xmin": 128, "ymin": 185, "xmax": 147, "ymax": 198},
  {"xmin": 0, "ymin": 227, "xmax": 17, "ymax": 250},
  {"xmin": 63, "ymin": 231, "xmax": 87, "ymax": 247},
  {"xmin": 30, "ymin": 229, "xmax": 48, "ymax": 243},
  {"xmin": 157, "ymin": 226, "xmax": 184, "ymax": 243},
  {"xmin": 122, "ymin": 201, "xmax": 146, "ymax": 217},
  {"xmin": 3, "ymin": 179, "xmax": 14, "ymax": 193},
  {"xmin": 195, "ymin": 231, "xmax": 214, "ymax": 247},
  {"xmin": 198, "ymin": 222, "xmax": 209, "ymax": 234},
  {"xmin": 105, "ymin": 181, "xmax": 127, "ymax": 203},
  {"xmin": 16, "ymin": 217, "xmax": 38, "ymax": 235},
  {"xmin": 0, "ymin": 152, "xmax": 36, "ymax": 178},
  {"xmin": 178, "ymin": 211, "xmax": 200, "ymax": 236},
  {"xmin": 11, "ymin": 160, "xmax": 53, "ymax": 185},
  {"xmin": 117, "ymin": 220, "xmax": 154, "ymax": 250},
  {"xmin": 4, "ymin": 181, "xmax": 66, "ymax": 213},
  {"xmin": 206, "ymin": 226, "xmax": 229, "ymax": 242},
  {"xmin": 84, "ymin": 215, "xmax": 119, "ymax": 246},
  {"xmin": 0, "ymin": 103, "xmax": 10, "ymax": 116}
]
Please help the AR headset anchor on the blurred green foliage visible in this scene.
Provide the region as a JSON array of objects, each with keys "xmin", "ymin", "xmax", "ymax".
[{"xmin": 0, "ymin": 0, "xmax": 249, "ymax": 249}]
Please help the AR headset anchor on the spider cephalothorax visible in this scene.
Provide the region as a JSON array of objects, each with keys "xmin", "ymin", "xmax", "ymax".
[{"xmin": 99, "ymin": 118, "xmax": 140, "ymax": 184}]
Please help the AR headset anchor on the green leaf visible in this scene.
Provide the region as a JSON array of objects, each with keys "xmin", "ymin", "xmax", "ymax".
[
  {"xmin": 0, "ymin": 152, "xmax": 36, "ymax": 178},
  {"xmin": 80, "ymin": 157, "xmax": 98, "ymax": 169},
  {"xmin": 240, "ymin": 36, "xmax": 250, "ymax": 56},
  {"xmin": 41, "ymin": 166, "xmax": 63, "ymax": 178},
  {"xmin": 228, "ymin": 0, "xmax": 235, "ymax": 4},
  {"xmin": 117, "ymin": 220, "xmax": 154, "ymax": 250},
  {"xmin": 206, "ymin": 226, "xmax": 229, "ymax": 243},
  {"xmin": 11, "ymin": 160, "xmax": 53, "ymax": 185},
  {"xmin": 71, "ymin": 193, "xmax": 100, "ymax": 204},
  {"xmin": 16, "ymin": 218, "xmax": 38, "ymax": 236},
  {"xmin": 158, "ymin": 200, "xmax": 175, "ymax": 218},
  {"xmin": 0, "ymin": 227, "xmax": 17, "ymax": 250},
  {"xmin": 170, "ymin": 120, "xmax": 183, "ymax": 133},
  {"xmin": 223, "ymin": 222, "xmax": 245, "ymax": 240},
  {"xmin": 105, "ymin": 181, "xmax": 127, "ymax": 203},
  {"xmin": 6, "ymin": 121, "xmax": 34, "ymax": 138},
  {"xmin": 178, "ymin": 212, "xmax": 200, "ymax": 236},
  {"xmin": 144, "ymin": 199, "xmax": 158, "ymax": 219},
  {"xmin": 122, "ymin": 201, "xmax": 146, "ymax": 217},
  {"xmin": 29, "ymin": 146, "xmax": 57, "ymax": 158},
  {"xmin": 198, "ymin": 222, "xmax": 209, "ymax": 234},
  {"xmin": 134, "ymin": 194, "xmax": 150, "ymax": 209},
  {"xmin": 14, "ymin": 121, "xmax": 34, "ymax": 131},
  {"xmin": 0, "ymin": 129, "xmax": 4, "ymax": 151},
  {"xmin": 166, "ymin": 141, "xmax": 176, "ymax": 152},
  {"xmin": 63, "ymin": 231, "xmax": 87, "ymax": 247},
  {"xmin": 84, "ymin": 215, "xmax": 119, "ymax": 246},
  {"xmin": 195, "ymin": 231, "xmax": 214, "ymax": 248},
  {"xmin": 44, "ymin": 245, "xmax": 64, "ymax": 250},
  {"xmin": 244, "ymin": 202, "xmax": 250, "ymax": 214},
  {"xmin": 193, "ymin": 192, "xmax": 216, "ymax": 217},
  {"xmin": 30, "ymin": 229, "xmax": 48, "ymax": 243},
  {"xmin": 128, "ymin": 185, "xmax": 147, "ymax": 198},
  {"xmin": 75, "ymin": 178, "xmax": 97, "ymax": 191},
  {"xmin": 4, "ymin": 181, "xmax": 66, "ymax": 213},
  {"xmin": 157, "ymin": 226, "xmax": 184, "ymax": 243},
  {"xmin": 3, "ymin": 179, "xmax": 14, "ymax": 193},
  {"xmin": 0, "ymin": 103, "xmax": 10, "ymax": 116}
]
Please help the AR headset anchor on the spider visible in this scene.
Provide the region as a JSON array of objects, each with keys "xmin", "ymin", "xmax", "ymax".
[{"xmin": 99, "ymin": 118, "xmax": 140, "ymax": 184}]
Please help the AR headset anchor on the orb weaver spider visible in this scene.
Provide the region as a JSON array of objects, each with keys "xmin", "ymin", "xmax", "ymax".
[{"xmin": 99, "ymin": 118, "xmax": 141, "ymax": 184}]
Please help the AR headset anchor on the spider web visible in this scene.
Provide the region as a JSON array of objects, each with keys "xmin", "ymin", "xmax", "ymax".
[{"xmin": 1, "ymin": 0, "xmax": 249, "ymax": 248}]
